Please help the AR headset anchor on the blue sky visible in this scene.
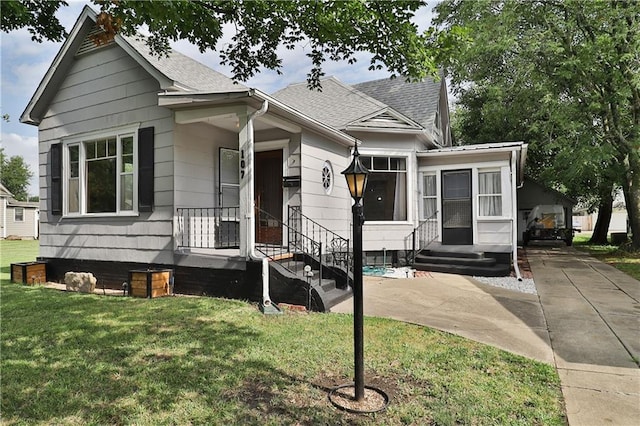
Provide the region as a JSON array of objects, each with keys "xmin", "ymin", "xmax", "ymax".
[{"xmin": 1, "ymin": 1, "xmax": 437, "ymax": 197}]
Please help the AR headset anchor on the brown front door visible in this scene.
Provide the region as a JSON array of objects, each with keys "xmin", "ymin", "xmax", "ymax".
[{"xmin": 255, "ymin": 150, "xmax": 283, "ymax": 245}]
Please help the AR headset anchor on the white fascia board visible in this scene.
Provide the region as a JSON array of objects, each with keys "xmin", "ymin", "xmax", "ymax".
[
  {"xmin": 158, "ymin": 90, "xmax": 253, "ymax": 107},
  {"xmin": 250, "ymin": 90, "xmax": 356, "ymax": 147},
  {"xmin": 20, "ymin": 6, "xmax": 97, "ymax": 125},
  {"xmin": 346, "ymin": 107, "xmax": 423, "ymax": 130},
  {"xmin": 174, "ymin": 105, "xmax": 249, "ymax": 124},
  {"xmin": 158, "ymin": 89, "xmax": 356, "ymax": 147},
  {"xmin": 417, "ymin": 142, "xmax": 526, "ymax": 157},
  {"xmin": 115, "ymin": 36, "xmax": 176, "ymax": 90}
]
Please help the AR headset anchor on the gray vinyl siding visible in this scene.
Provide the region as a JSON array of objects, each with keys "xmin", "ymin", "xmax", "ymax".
[
  {"xmin": 38, "ymin": 43, "xmax": 175, "ymax": 264},
  {"xmin": 299, "ymin": 131, "xmax": 352, "ymax": 239},
  {"xmin": 174, "ymin": 122, "xmax": 237, "ymax": 208}
]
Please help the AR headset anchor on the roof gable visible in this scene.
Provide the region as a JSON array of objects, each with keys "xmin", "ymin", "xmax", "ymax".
[
  {"xmin": 347, "ymin": 108, "xmax": 422, "ymax": 130},
  {"xmin": 353, "ymin": 76, "xmax": 443, "ymax": 129},
  {"xmin": 272, "ymin": 77, "xmax": 389, "ymax": 130},
  {"xmin": 21, "ymin": 6, "xmax": 244, "ymax": 125}
]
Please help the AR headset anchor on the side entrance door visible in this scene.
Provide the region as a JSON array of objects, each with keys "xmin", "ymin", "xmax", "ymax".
[
  {"xmin": 255, "ymin": 150, "xmax": 283, "ymax": 245},
  {"xmin": 442, "ymin": 170, "xmax": 473, "ymax": 245}
]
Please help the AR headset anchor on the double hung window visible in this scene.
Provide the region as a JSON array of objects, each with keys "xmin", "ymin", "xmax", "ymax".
[
  {"xmin": 14, "ymin": 207, "xmax": 24, "ymax": 222},
  {"xmin": 422, "ymin": 174, "xmax": 437, "ymax": 219},
  {"xmin": 64, "ymin": 129, "xmax": 137, "ymax": 216},
  {"xmin": 360, "ymin": 156, "xmax": 407, "ymax": 221},
  {"xmin": 478, "ymin": 170, "xmax": 502, "ymax": 217}
]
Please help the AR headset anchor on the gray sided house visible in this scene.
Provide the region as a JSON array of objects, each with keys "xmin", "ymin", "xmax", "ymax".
[
  {"xmin": 22, "ymin": 7, "xmax": 528, "ymax": 310},
  {"xmin": 274, "ymin": 79, "xmax": 527, "ymax": 277},
  {"xmin": 21, "ymin": 6, "xmax": 357, "ymax": 310},
  {"xmin": 0, "ymin": 183, "xmax": 39, "ymax": 239}
]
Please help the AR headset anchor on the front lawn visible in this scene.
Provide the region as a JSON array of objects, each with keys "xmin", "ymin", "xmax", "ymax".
[
  {"xmin": 573, "ymin": 234, "xmax": 640, "ymax": 280},
  {"xmin": 1, "ymin": 241, "xmax": 566, "ymax": 424}
]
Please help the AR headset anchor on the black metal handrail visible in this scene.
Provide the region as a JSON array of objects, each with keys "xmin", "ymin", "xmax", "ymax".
[
  {"xmin": 256, "ymin": 207, "xmax": 322, "ymax": 282},
  {"xmin": 176, "ymin": 207, "xmax": 240, "ymax": 249},
  {"xmin": 288, "ymin": 206, "xmax": 351, "ymax": 273},
  {"xmin": 411, "ymin": 210, "xmax": 439, "ymax": 264}
]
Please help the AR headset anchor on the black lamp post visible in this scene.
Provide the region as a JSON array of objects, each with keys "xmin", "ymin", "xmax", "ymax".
[{"xmin": 341, "ymin": 144, "xmax": 369, "ymax": 402}]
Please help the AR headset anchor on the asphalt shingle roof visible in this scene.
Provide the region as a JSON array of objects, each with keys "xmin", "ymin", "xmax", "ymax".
[
  {"xmin": 353, "ymin": 77, "xmax": 441, "ymax": 129},
  {"xmin": 273, "ymin": 76, "xmax": 442, "ymax": 131},
  {"xmin": 272, "ymin": 77, "xmax": 391, "ymax": 130},
  {"xmin": 124, "ymin": 37, "xmax": 247, "ymax": 92}
]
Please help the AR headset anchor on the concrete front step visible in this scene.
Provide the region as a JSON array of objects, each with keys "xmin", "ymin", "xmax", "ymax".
[
  {"xmin": 421, "ymin": 250, "xmax": 486, "ymax": 259},
  {"xmin": 414, "ymin": 262, "xmax": 510, "ymax": 277},
  {"xmin": 414, "ymin": 254, "xmax": 496, "ymax": 267},
  {"xmin": 320, "ymin": 285, "xmax": 353, "ymax": 308}
]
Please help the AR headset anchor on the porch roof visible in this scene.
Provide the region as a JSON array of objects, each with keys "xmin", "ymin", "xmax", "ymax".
[
  {"xmin": 418, "ymin": 141, "xmax": 528, "ymax": 185},
  {"xmin": 158, "ymin": 89, "xmax": 358, "ymax": 147}
]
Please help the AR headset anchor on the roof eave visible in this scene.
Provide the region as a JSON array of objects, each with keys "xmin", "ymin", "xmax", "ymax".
[
  {"xmin": 20, "ymin": 5, "xmax": 177, "ymax": 126},
  {"xmin": 417, "ymin": 141, "xmax": 526, "ymax": 157},
  {"xmin": 158, "ymin": 90, "xmax": 357, "ymax": 147},
  {"xmin": 20, "ymin": 6, "xmax": 97, "ymax": 126}
]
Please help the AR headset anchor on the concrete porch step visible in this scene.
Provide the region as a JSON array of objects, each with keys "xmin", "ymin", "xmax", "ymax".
[
  {"xmin": 414, "ymin": 254, "xmax": 496, "ymax": 267},
  {"xmin": 414, "ymin": 262, "xmax": 510, "ymax": 277}
]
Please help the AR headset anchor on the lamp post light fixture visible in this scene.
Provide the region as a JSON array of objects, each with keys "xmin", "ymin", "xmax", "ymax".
[
  {"xmin": 341, "ymin": 144, "xmax": 369, "ymax": 402},
  {"xmin": 329, "ymin": 145, "xmax": 388, "ymax": 413}
]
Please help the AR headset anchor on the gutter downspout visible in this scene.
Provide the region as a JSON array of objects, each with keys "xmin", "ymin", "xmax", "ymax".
[
  {"xmin": 511, "ymin": 149, "xmax": 523, "ymax": 281},
  {"xmin": 246, "ymin": 100, "xmax": 277, "ymax": 310}
]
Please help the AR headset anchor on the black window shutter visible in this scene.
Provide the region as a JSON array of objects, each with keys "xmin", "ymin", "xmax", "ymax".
[
  {"xmin": 138, "ymin": 127, "xmax": 155, "ymax": 212},
  {"xmin": 50, "ymin": 143, "xmax": 62, "ymax": 215}
]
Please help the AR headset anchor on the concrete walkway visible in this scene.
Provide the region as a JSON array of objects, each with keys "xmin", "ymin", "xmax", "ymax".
[
  {"xmin": 331, "ymin": 245, "xmax": 640, "ymax": 425},
  {"xmin": 526, "ymin": 245, "xmax": 639, "ymax": 426}
]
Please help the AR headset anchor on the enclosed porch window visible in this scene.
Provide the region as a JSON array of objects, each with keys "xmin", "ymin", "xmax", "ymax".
[
  {"xmin": 360, "ymin": 156, "xmax": 407, "ymax": 221},
  {"xmin": 478, "ymin": 170, "xmax": 502, "ymax": 217}
]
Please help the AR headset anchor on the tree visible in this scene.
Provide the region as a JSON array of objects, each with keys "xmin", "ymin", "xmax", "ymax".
[
  {"xmin": 0, "ymin": 0, "xmax": 466, "ymax": 89},
  {"xmin": 0, "ymin": 147, "xmax": 34, "ymax": 201},
  {"xmin": 435, "ymin": 0, "xmax": 640, "ymax": 248}
]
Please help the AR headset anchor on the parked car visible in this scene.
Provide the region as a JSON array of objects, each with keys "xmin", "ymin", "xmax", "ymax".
[{"xmin": 523, "ymin": 205, "xmax": 574, "ymax": 246}]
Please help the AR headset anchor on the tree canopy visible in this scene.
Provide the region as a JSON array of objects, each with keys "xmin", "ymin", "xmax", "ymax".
[
  {"xmin": 1, "ymin": 0, "xmax": 466, "ymax": 89},
  {"xmin": 0, "ymin": 148, "xmax": 34, "ymax": 202},
  {"xmin": 435, "ymin": 0, "xmax": 640, "ymax": 247}
]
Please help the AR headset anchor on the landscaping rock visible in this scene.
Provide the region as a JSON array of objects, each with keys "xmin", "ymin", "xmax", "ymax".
[{"xmin": 65, "ymin": 272, "xmax": 97, "ymax": 293}]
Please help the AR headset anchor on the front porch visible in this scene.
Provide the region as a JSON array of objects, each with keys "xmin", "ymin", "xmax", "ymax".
[{"xmin": 174, "ymin": 205, "xmax": 354, "ymax": 311}]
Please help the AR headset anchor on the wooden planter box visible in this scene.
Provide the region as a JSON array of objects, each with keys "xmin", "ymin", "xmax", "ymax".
[
  {"xmin": 128, "ymin": 269, "xmax": 173, "ymax": 298},
  {"xmin": 11, "ymin": 261, "xmax": 47, "ymax": 285}
]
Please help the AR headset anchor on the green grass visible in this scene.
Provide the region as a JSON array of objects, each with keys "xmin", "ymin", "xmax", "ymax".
[
  {"xmin": 1, "ymin": 241, "xmax": 566, "ymax": 425},
  {"xmin": 0, "ymin": 240, "xmax": 40, "ymax": 282},
  {"xmin": 573, "ymin": 234, "xmax": 640, "ymax": 280}
]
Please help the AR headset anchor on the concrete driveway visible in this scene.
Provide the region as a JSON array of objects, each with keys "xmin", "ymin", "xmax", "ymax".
[{"xmin": 331, "ymin": 245, "xmax": 640, "ymax": 425}]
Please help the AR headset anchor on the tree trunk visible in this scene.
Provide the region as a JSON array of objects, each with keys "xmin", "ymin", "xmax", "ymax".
[
  {"xmin": 621, "ymin": 149, "xmax": 640, "ymax": 250},
  {"xmin": 590, "ymin": 190, "xmax": 613, "ymax": 245}
]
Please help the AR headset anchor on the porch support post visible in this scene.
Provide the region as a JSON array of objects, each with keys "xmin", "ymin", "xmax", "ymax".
[
  {"xmin": 511, "ymin": 149, "xmax": 522, "ymax": 281},
  {"xmin": 238, "ymin": 111, "xmax": 251, "ymax": 258}
]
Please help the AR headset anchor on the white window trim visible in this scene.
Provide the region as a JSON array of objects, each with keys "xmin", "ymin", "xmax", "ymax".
[
  {"xmin": 14, "ymin": 207, "xmax": 25, "ymax": 222},
  {"xmin": 419, "ymin": 172, "xmax": 438, "ymax": 220},
  {"xmin": 322, "ymin": 160, "xmax": 334, "ymax": 195},
  {"xmin": 62, "ymin": 124, "xmax": 140, "ymax": 218},
  {"xmin": 359, "ymin": 150, "xmax": 412, "ymax": 224},
  {"xmin": 477, "ymin": 168, "xmax": 506, "ymax": 219}
]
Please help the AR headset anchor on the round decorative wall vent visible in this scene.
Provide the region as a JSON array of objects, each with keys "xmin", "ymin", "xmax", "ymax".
[{"xmin": 322, "ymin": 161, "xmax": 333, "ymax": 194}]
